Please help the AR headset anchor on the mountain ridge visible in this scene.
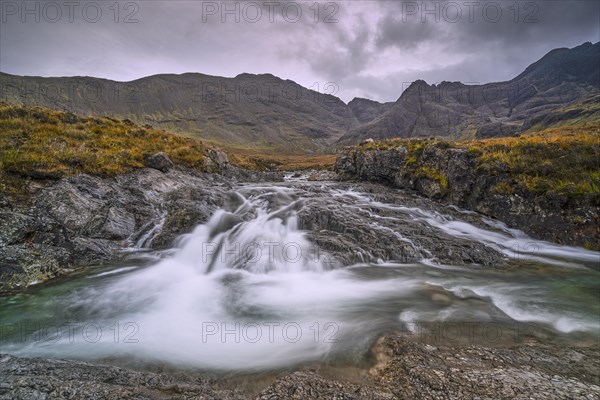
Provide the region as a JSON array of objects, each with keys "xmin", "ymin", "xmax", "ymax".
[
  {"xmin": 337, "ymin": 41, "xmax": 599, "ymax": 145},
  {"xmin": 1, "ymin": 41, "xmax": 598, "ymax": 153}
]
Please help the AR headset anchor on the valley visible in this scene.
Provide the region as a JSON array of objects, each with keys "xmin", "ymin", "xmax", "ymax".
[{"xmin": 0, "ymin": 40, "xmax": 599, "ymax": 399}]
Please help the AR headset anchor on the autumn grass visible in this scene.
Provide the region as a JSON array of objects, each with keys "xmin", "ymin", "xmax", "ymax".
[
  {"xmin": 356, "ymin": 123, "xmax": 600, "ymax": 198},
  {"xmin": 0, "ymin": 104, "xmax": 209, "ymax": 194},
  {"xmin": 464, "ymin": 125, "xmax": 600, "ymax": 197},
  {"xmin": 0, "ymin": 103, "xmax": 338, "ymax": 198},
  {"xmin": 229, "ymin": 151, "xmax": 337, "ymax": 171}
]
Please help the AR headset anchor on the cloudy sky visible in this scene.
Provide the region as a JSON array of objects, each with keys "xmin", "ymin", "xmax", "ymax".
[{"xmin": 1, "ymin": 0, "xmax": 598, "ymax": 102}]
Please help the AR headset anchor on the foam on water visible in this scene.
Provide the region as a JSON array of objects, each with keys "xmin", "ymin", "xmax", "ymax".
[{"xmin": 2, "ymin": 185, "xmax": 598, "ymax": 371}]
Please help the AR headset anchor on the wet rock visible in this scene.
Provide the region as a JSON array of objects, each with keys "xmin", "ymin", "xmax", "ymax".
[
  {"xmin": 296, "ymin": 184, "xmax": 503, "ymax": 266},
  {"xmin": 153, "ymin": 187, "xmax": 226, "ymax": 249},
  {"xmin": 0, "ymin": 211, "xmax": 37, "ymax": 245},
  {"xmin": 143, "ymin": 152, "xmax": 174, "ymax": 172},
  {"xmin": 83, "ymin": 206, "xmax": 136, "ymax": 240},
  {"xmin": 0, "ymin": 169, "xmax": 230, "ymax": 292},
  {"xmin": 0, "ymin": 354, "xmax": 244, "ymax": 400},
  {"xmin": 334, "ymin": 146, "xmax": 599, "ymax": 248},
  {"xmin": 256, "ymin": 371, "xmax": 394, "ymax": 399},
  {"xmin": 0, "ymin": 244, "xmax": 71, "ymax": 290},
  {"xmin": 371, "ymin": 335, "xmax": 600, "ymax": 400},
  {"xmin": 72, "ymin": 237, "xmax": 123, "ymax": 265},
  {"xmin": 306, "ymin": 170, "xmax": 339, "ymax": 182},
  {"xmin": 1, "ymin": 335, "xmax": 598, "ymax": 399}
]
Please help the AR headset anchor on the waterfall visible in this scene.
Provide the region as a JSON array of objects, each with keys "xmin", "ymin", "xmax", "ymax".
[{"xmin": 1, "ymin": 184, "xmax": 598, "ymax": 372}]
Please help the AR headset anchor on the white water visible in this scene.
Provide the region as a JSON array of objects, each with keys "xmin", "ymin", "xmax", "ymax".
[
  {"xmin": 333, "ymin": 188, "xmax": 599, "ymax": 266},
  {"xmin": 1, "ymin": 183, "xmax": 598, "ymax": 371}
]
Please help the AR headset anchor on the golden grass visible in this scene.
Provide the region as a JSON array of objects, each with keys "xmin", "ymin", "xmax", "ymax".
[
  {"xmin": 355, "ymin": 123, "xmax": 600, "ymax": 198},
  {"xmin": 229, "ymin": 151, "xmax": 337, "ymax": 171},
  {"xmin": 0, "ymin": 104, "xmax": 209, "ymax": 193}
]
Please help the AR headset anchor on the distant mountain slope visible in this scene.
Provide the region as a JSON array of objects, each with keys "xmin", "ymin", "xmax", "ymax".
[
  {"xmin": 1, "ymin": 42, "xmax": 598, "ymax": 152},
  {"xmin": 0, "ymin": 72, "xmax": 359, "ymax": 154},
  {"xmin": 337, "ymin": 42, "xmax": 600, "ymax": 145},
  {"xmin": 347, "ymin": 97, "xmax": 394, "ymax": 124}
]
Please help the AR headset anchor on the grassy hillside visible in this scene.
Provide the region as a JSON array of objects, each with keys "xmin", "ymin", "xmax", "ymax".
[
  {"xmin": 358, "ymin": 123, "xmax": 600, "ymax": 200},
  {"xmin": 0, "ymin": 104, "xmax": 339, "ymax": 197},
  {"xmin": 0, "ymin": 72, "xmax": 357, "ymax": 155},
  {"xmin": 230, "ymin": 150, "xmax": 336, "ymax": 171},
  {"xmin": 0, "ymin": 104, "xmax": 210, "ymax": 193}
]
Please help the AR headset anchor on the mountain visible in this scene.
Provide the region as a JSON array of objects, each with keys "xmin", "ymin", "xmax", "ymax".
[
  {"xmin": 347, "ymin": 97, "xmax": 394, "ymax": 124},
  {"xmin": 0, "ymin": 72, "xmax": 359, "ymax": 154},
  {"xmin": 337, "ymin": 41, "xmax": 600, "ymax": 145},
  {"xmin": 1, "ymin": 42, "xmax": 598, "ymax": 152}
]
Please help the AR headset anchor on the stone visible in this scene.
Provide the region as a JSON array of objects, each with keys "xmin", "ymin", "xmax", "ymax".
[
  {"xmin": 334, "ymin": 145, "xmax": 598, "ymax": 248},
  {"xmin": 143, "ymin": 152, "xmax": 174, "ymax": 172}
]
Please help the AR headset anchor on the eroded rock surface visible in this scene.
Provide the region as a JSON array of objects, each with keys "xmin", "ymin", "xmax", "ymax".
[
  {"xmin": 0, "ymin": 169, "xmax": 235, "ymax": 292},
  {"xmin": 334, "ymin": 147, "xmax": 599, "ymax": 248},
  {"xmin": 2, "ymin": 335, "xmax": 598, "ymax": 400}
]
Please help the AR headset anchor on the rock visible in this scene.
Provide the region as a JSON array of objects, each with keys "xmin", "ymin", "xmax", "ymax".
[
  {"xmin": 335, "ymin": 148, "xmax": 406, "ymax": 185},
  {"xmin": 431, "ymin": 293, "xmax": 452, "ymax": 305},
  {"xmin": 0, "ymin": 211, "xmax": 37, "ymax": 246},
  {"xmin": 143, "ymin": 152, "xmax": 174, "ymax": 172},
  {"xmin": 360, "ymin": 138, "xmax": 375, "ymax": 146},
  {"xmin": 210, "ymin": 149, "xmax": 229, "ymax": 165},
  {"xmin": 1, "ymin": 334, "xmax": 598, "ymax": 399},
  {"xmin": 0, "ymin": 169, "xmax": 231, "ymax": 292},
  {"xmin": 370, "ymin": 335, "xmax": 600, "ymax": 400},
  {"xmin": 152, "ymin": 186, "xmax": 225, "ymax": 249},
  {"xmin": 297, "ymin": 183, "xmax": 503, "ymax": 266},
  {"xmin": 72, "ymin": 237, "xmax": 123, "ymax": 265},
  {"xmin": 204, "ymin": 149, "xmax": 230, "ymax": 173},
  {"xmin": 334, "ymin": 145, "xmax": 599, "ymax": 248},
  {"xmin": 0, "ymin": 354, "xmax": 243, "ymax": 399},
  {"xmin": 416, "ymin": 177, "xmax": 445, "ymax": 199},
  {"xmin": 83, "ymin": 206, "xmax": 136, "ymax": 240},
  {"xmin": 35, "ymin": 174, "xmax": 109, "ymax": 233},
  {"xmin": 256, "ymin": 371, "xmax": 394, "ymax": 399},
  {"xmin": 0, "ymin": 244, "xmax": 71, "ymax": 291},
  {"xmin": 304, "ymin": 170, "xmax": 338, "ymax": 182}
]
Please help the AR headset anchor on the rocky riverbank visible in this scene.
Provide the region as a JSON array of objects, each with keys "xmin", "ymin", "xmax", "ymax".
[
  {"xmin": 0, "ymin": 164, "xmax": 283, "ymax": 293},
  {"xmin": 334, "ymin": 131, "xmax": 599, "ymax": 249},
  {"xmin": 1, "ymin": 334, "xmax": 598, "ymax": 399}
]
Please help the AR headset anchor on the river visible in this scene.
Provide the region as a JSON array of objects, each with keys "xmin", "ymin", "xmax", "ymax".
[{"xmin": 1, "ymin": 178, "xmax": 598, "ymax": 373}]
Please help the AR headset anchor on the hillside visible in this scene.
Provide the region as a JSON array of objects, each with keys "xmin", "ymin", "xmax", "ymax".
[
  {"xmin": 337, "ymin": 42, "xmax": 600, "ymax": 145},
  {"xmin": 0, "ymin": 104, "xmax": 222, "ymax": 193},
  {"xmin": 0, "ymin": 72, "xmax": 359, "ymax": 154},
  {"xmin": 1, "ymin": 42, "xmax": 598, "ymax": 153},
  {"xmin": 347, "ymin": 97, "xmax": 394, "ymax": 124}
]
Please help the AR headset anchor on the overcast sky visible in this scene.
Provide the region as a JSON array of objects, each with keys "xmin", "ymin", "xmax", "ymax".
[{"xmin": 1, "ymin": 1, "xmax": 598, "ymax": 102}]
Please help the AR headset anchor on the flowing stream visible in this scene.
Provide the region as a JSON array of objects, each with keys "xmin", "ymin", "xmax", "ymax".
[{"xmin": 1, "ymin": 180, "xmax": 598, "ymax": 372}]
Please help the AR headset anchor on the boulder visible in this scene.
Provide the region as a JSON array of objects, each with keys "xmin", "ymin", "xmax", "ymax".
[{"xmin": 143, "ymin": 152, "xmax": 174, "ymax": 172}]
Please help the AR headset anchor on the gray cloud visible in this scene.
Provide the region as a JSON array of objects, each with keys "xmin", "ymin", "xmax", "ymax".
[{"xmin": 0, "ymin": 1, "xmax": 598, "ymax": 103}]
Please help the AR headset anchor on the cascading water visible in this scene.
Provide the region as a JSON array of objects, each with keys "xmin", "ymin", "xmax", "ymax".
[{"xmin": 1, "ymin": 182, "xmax": 598, "ymax": 371}]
